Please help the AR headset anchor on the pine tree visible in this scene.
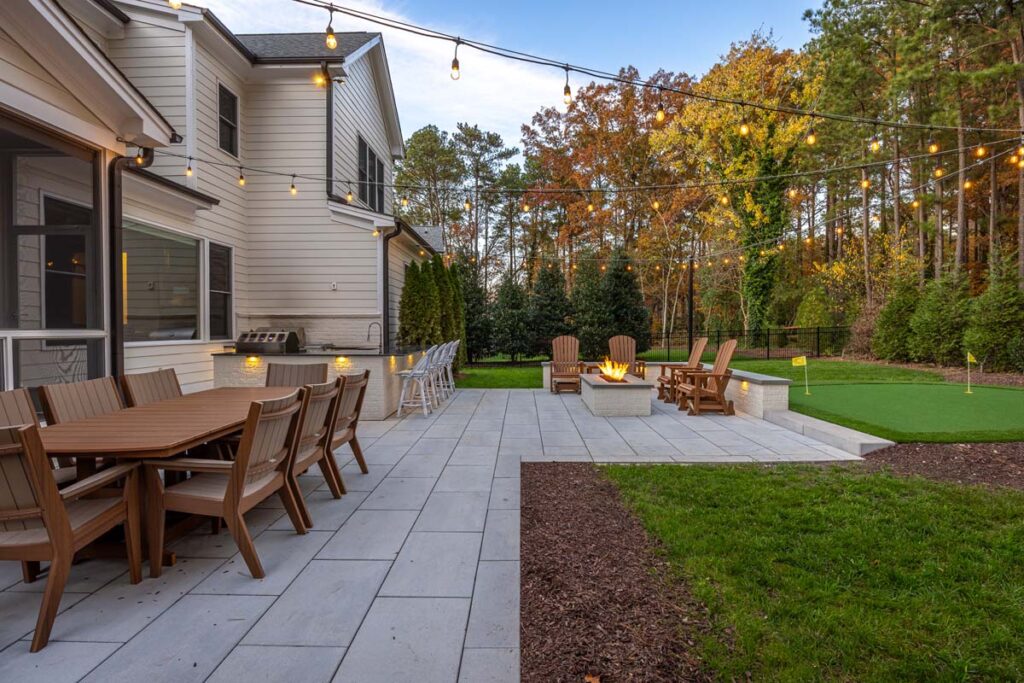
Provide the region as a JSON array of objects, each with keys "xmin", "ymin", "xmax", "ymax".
[
  {"xmin": 448, "ymin": 262, "xmax": 468, "ymax": 368},
  {"xmin": 420, "ymin": 263, "xmax": 442, "ymax": 346},
  {"xmin": 909, "ymin": 273, "xmax": 970, "ymax": 365},
  {"xmin": 527, "ymin": 264, "xmax": 573, "ymax": 357},
  {"xmin": 601, "ymin": 248, "xmax": 651, "ymax": 351},
  {"xmin": 963, "ymin": 259, "xmax": 1024, "ymax": 372},
  {"xmin": 491, "ymin": 274, "xmax": 530, "ymax": 360},
  {"xmin": 571, "ymin": 255, "xmax": 610, "ymax": 359},
  {"xmin": 872, "ymin": 277, "xmax": 920, "ymax": 361}
]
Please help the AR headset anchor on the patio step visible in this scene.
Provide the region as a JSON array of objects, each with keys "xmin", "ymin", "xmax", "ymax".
[{"xmin": 764, "ymin": 410, "xmax": 894, "ymax": 456}]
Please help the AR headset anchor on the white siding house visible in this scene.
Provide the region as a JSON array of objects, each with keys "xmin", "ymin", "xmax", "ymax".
[{"xmin": 0, "ymin": 0, "xmax": 437, "ymax": 400}]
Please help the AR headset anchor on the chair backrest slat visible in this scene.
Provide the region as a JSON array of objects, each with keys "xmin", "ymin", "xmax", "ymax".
[
  {"xmin": 121, "ymin": 369, "xmax": 182, "ymax": 407},
  {"xmin": 334, "ymin": 370, "xmax": 369, "ymax": 435},
  {"xmin": 0, "ymin": 426, "xmax": 45, "ymax": 532},
  {"xmin": 0, "ymin": 389, "xmax": 39, "ymax": 438},
  {"xmin": 687, "ymin": 337, "xmax": 709, "ymax": 369},
  {"xmin": 608, "ymin": 335, "xmax": 637, "ymax": 366},
  {"xmin": 265, "ymin": 363, "xmax": 328, "ymax": 387},
  {"xmin": 551, "ymin": 336, "xmax": 579, "ymax": 364},
  {"xmin": 711, "ymin": 339, "xmax": 738, "ymax": 376},
  {"xmin": 233, "ymin": 390, "xmax": 304, "ymax": 488},
  {"xmin": 295, "ymin": 379, "xmax": 342, "ymax": 461},
  {"xmin": 39, "ymin": 378, "xmax": 124, "ymax": 425}
]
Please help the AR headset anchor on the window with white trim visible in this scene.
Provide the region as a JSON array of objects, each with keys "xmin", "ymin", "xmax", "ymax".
[
  {"xmin": 209, "ymin": 243, "xmax": 232, "ymax": 340},
  {"xmin": 218, "ymin": 84, "xmax": 239, "ymax": 156}
]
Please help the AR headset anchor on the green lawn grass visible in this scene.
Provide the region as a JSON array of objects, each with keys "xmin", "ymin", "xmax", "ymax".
[
  {"xmin": 789, "ymin": 383, "xmax": 1024, "ymax": 442},
  {"xmin": 730, "ymin": 358, "xmax": 943, "ymax": 384},
  {"xmin": 456, "ymin": 364, "xmax": 541, "ymax": 388},
  {"xmin": 606, "ymin": 464, "xmax": 1024, "ymax": 681}
]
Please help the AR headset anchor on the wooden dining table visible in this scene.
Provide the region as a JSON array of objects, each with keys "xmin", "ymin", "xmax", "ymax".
[{"xmin": 37, "ymin": 386, "xmax": 296, "ymax": 568}]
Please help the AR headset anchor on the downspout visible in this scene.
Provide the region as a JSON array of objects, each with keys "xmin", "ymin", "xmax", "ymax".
[
  {"xmin": 108, "ymin": 147, "xmax": 154, "ymax": 377},
  {"xmin": 381, "ymin": 223, "xmax": 403, "ymax": 353}
]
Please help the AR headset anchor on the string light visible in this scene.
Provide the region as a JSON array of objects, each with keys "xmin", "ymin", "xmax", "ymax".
[
  {"xmin": 805, "ymin": 128, "xmax": 817, "ymax": 146},
  {"xmin": 1011, "ymin": 154, "xmax": 1020, "ymax": 165},
  {"xmin": 651, "ymin": 199, "xmax": 660, "ymax": 210},
  {"xmin": 911, "ymin": 198, "xmax": 921, "ymax": 209},
  {"xmin": 587, "ymin": 201, "xmax": 595, "ymax": 213},
  {"xmin": 290, "ymin": 175, "xmax": 297, "ymax": 195},
  {"xmin": 135, "ymin": 148, "xmax": 145, "ymax": 165},
  {"xmin": 600, "ymin": 264, "xmax": 606, "ymax": 272},
  {"xmin": 719, "ymin": 195, "xmax": 729, "ymax": 206},
  {"xmin": 521, "ymin": 200, "xmax": 530, "ymax": 212},
  {"xmin": 450, "ymin": 39, "xmax": 461, "ymax": 80},
  {"xmin": 860, "ymin": 178, "xmax": 870, "ymax": 190},
  {"xmin": 933, "ymin": 166, "xmax": 945, "ymax": 179},
  {"xmin": 464, "ymin": 196, "xmax": 472, "ymax": 211},
  {"xmin": 927, "ymin": 135, "xmax": 940, "ymax": 154},
  {"xmin": 787, "ymin": 187, "xmax": 798, "ymax": 199},
  {"xmin": 238, "ymin": 168, "xmax": 245, "ymax": 186},
  {"xmin": 836, "ymin": 227, "xmax": 844, "ymax": 235},
  {"xmin": 401, "ymin": 196, "xmax": 409, "ymax": 207},
  {"xmin": 804, "ymin": 236, "xmax": 812, "ymax": 244},
  {"xmin": 739, "ymin": 118, "xmax": 751, "ymax": 137},
  {"xmin": 346, "ymin": 183, "xmax": 354, "ymax": 202},
  {"xmin": 626, "ymin": 264, "xmax": 633, "ymax": 271},
  {"xmin": 963, "ymin": 179, "xmax": 973, "ymax": 190},
  {"xmin": 324, "ymin": 10, "xmax": 337, "ymax": 50},
  {"xmin": 562, "ymin": 66, "xmax": 572, "ymax": 105},
  {"xmin": 975, "ymin": 145, "xmax": 987, "ymax": 158},
  {"xmin": 168, "ymin": 0, "xmax": 182, "ymax": 8},
  {"xmin": 869, "ymin": 133, "xmax": 881, "ymax": 153},
  {"xmin": 655, "ymin": 87, "xmax": 666, "ymax": 123},
  {"xmin": 1018, "ymin": 158, "xmax": 1024, "ymax": 170},
  {"xmin": 185, "ymin": 157, "xmax": 193, "ymax": 177}
]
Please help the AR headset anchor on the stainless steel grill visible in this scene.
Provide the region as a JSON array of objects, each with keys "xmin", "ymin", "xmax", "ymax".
[{"xmin": 234, "ymin": 327, "xmax": 305, "ymax": 354}]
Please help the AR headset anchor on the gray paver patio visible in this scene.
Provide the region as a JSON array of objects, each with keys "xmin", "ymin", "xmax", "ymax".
[{"xmin": 0, "ymin": 388, "xmax": 855, "ymax": 682}]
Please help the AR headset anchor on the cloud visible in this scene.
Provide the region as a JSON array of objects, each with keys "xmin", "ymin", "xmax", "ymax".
[{"xmin": 196, "ymin": 0, "xmax": 566, "ymax": 151}]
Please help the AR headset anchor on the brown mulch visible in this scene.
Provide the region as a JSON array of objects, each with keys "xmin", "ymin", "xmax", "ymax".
[
  {"xmin": 862, "ymin": 442, "xmax": 1024, "ymax": 491},
  {"xmin": 521, "ymin": 462, "xmax": 713, "ymax": 682}
]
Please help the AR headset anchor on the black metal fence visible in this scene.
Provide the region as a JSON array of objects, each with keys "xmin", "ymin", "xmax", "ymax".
[{"xmin": 646, "ymin": 326, "xmax": 851, "ymax": 362}]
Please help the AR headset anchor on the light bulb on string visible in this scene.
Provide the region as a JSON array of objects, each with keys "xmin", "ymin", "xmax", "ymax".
[
  {"xmin": 719, "ymin": 195, "xmax": 729, "ymax": 206},
  {"xmin": 626, "ymin": 264, "xmax": 633, "ymax": 272},
  {"xmin": 836, "ymin": 227, "xmax": 844, "ymax": 235},
  {"xmin": 401, "ymin": 196, "xmax": 409, "ymax": 208},
  {"xmin": 600, "ymin": 264, "xmax": 606, "ymax": 272},
  {"xmin": 933, "ymin": 166, "xmax": 945, "ymax": 179},
  {"xmin": 1018, "ymin": 158, "xmax": 1024, "ymax": 170},
  {"xmin": 587, "ymin": 201, "xmax": 595, "ymax": 213},
  {"xmin": 804, "ymin": 237, "xmax": 812, "ymax": 245},
  {"xmin": 346, "ymin": 184, "xmax": 354, "ymax": 202},
  {"xmin": 655, "ymin": 87, "xmax": 666, "ymax": 123},
  {"xmin": 237, "ymin": 168, "xmax": 245, "ymax": 186},
  {"xmin": 778, "ymin": 243, "xmax": 786, "ymax": 252},
  {"xmin": 135, "ymin": 148, "xmax": 145, "ymax": 165},
  {"xmin": 975, "ymin": 145, "xmax": 987, "ymax": 158},
  {"xmin": 651, "ymin": 199, "xmax": 660, "ymax": 211},
  {"xmin": 654, "ymin": 264, "xmax": 661, "ymax": 271},
  {"xmin": 927, "ymin": 135, "xmax": 940, "ymax": 155},
  {"xmin": 787, "ymin": 187, "xmax": 798, "ymax": 200},
  {"xmin": 450, "ymin": 40, "xmax": 461, "ymax": 80},
  {"xmin": 521, "ymin": 199, "xmax": 530, "ymax": 213},
  {"xmin": 464, "ymin": 197, "xmax": 472, "ymax": 212},
  {"xmin": 289, "ymin": 175, "xmax": 297, "ymax": 196},
  {"xmin": 963, "ymin": 179, "xmax": 974, "ymax": 190},
  {"xmin": 911, "ymin": 198, "xmax": 921, "ymax": 209},
  {"xmin": 1011, "ymin": 155, "xmax": 1020, "ymax": 165},
  {"xmin": 562, "ymin": 66, "xmax": 572, "ymax": 105},
  {"xmin": 738, "ymin": 254, "xmax": 746, "ymax": 262},
  {"xmin": 860, "ymin": 178, "xmax": 871, "ymax": 190},
  {"xmin": 739, "ymin": 119, "xmax": 751, "ymax": 137},
  {"xmin": 869, "ymin": 133, "xmax": 881, "ymax": 153},
  {"xmin": 805, "ymin": 127, "xmax": 817, "ymax": 146},
  {"xmin": 324, "ymin": 11, "xmax": 337, "ymax": 50}
]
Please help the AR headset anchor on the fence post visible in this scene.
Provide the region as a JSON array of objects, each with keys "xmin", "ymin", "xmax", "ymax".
[
  {"xmin": 816, "ymin": 327, "xmax": 821, "ymax": 357},
  {"xmin": 765, "ymin": 328, "xmax": 771, "ymax": 359}
]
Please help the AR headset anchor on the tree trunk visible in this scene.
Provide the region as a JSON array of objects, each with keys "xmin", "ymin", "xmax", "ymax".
[
  {"xmin": 953, "ymin": 110, "xmax": 966, "ymax": 273},
  {"xmin": 861, "ymin": 167, "xmax": 872, "ymax": 306},
  {"xmin": 1012, "ymin": 29, "xmax": 1024, "ymax": 286},
  {"xmin": 989, "ymin": 157, "xmax": 997, "ymax": 269},
  {"xmin": 892, "ymin": 136, "xmax": 901, "ymax": 249},
  {"xmin": 934, "ymin": 178, "xmax": 943, "ymax": 278}
]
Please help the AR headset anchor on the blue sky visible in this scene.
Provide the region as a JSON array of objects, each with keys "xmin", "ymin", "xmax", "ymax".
[{"xmin": 201, "ymin": 0, "xmax": 822, "ymax": 150}]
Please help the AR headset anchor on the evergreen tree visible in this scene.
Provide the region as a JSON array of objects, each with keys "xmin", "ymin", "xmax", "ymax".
[
  {"xmin": 963, "ymin": 259, "xmax": 1024, "ymax": 372},
  {"xmin": 453, "ymin": 261, "xmax": 491, "ymax": 362},
  {"xmin": 397, "ymin": 262, "xmax": 420, "ymax": 347},
  {"xmin": 601, "ymin": 248, "xmax": 652, "ymax": 351},
  {"xmin": 448, "ymin": 262, "xmax": 468, "ymax": 368},
  {"xmin": 872, "ymin": 277, "xmax": 920, "ymax": 361},
  {"xmin": 421, "ymin": 263, "xmax": 442, "ymax": 346},
  {"xmin": 793, "ymin": 286, "xmax": 834, "ymax": 328},
  {"xmin": 491, "ymin": 274, "xmax": 530, "ymax": 360},
  {"xmin": 527, "ymin": 264, "xmax": 573, "ymax": 357},
  {"xmin": 571, "ymin": 255, "xmax": 610, "ymax": 359},
  {"xmin": 430, "ymin": 255, "xmax": 456, "ymax": 342},
  {"xmin": 909, "ymin": 274, "xmax": 970, "ymax": 365}
]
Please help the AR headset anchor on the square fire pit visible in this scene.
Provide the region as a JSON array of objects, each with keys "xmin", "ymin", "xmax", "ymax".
[{"xmin": 580, "ymin": 373, "xmax": 654, "ymax": 416}]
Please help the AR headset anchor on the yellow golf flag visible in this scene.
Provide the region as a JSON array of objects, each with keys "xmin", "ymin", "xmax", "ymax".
[
  {"xmin": 967, "ymin": 351, "xmax": 977, "ymax": 364},
  {"xmin": 792, "ymin": 356, "xmax": 807, "ymax": 367}
]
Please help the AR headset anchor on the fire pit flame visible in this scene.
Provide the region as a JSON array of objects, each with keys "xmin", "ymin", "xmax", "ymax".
[{"xmin": 597, "ymin": 357, "xmax": 630, "ymax": 382}]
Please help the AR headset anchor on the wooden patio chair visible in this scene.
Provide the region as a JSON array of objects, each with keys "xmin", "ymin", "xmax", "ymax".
[
  {"xmin": 1, "ymin": 389, "xmax": 80, "ymax": 583},
  {"xmin": 1, "ymin": 425, "xmax": 141, "ymax": 652},
  {"xmin": 331, "ymin": 370, "xmax": 370, "ymax": 474},
  {"xmin": 121, "ymin": 368, "xmax": 182, "ymax": 407},
  {"xmin": 143, "ymin": 389, "xmax": 307, "ymax": 579},
  {"xmin": 289, "ymin": 378, "xmax": 346, "ymax": 529},
  {"xmin": 39, "ymin": 377, "xmax": 124, "ymax": 425},
  {"xmin": 608, "ymin": 335, "xmax": 646, "ymax": 378},
  {"xmin": 550, "ymin": 335, "xmax": 583, "ymax": 393},
  {"xmin": 656, "ymin": 337, "xmax": 708, "ymax": 402},
  {"xmin": 675, "ymin": 338, "xmax": 738, "ymax": 416},
  {"xmin": 265, "ymin": 363, "xmax": 328, "ymax": 387}
]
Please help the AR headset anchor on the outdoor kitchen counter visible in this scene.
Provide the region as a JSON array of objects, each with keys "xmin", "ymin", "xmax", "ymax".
[{"xmin": 212, "ymin": 351, "xmax": 422, "ymax": 420}]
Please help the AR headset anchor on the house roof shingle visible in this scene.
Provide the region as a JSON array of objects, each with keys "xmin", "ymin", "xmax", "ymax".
[
  {"xmin": 235, "ymin": 32, "xmax": 377, "ymax": 62},
  {"xmin": 411, "ymin": 225, "xmax": 445, "ymax": 254}
]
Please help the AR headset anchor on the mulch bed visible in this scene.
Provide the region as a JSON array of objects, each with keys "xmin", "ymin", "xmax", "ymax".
[
  {"xmin": 862, "ymin": 442, "xmax": 1024, "ymax": 491},
  {"xmin": 521, "ymin": 462, "xmax": 713, "ymax": 682}
]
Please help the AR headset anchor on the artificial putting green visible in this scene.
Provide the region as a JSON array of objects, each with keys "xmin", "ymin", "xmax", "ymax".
[{"xmin": 789, "ymin": 383, "xmax": 1024, "ymax": 443}]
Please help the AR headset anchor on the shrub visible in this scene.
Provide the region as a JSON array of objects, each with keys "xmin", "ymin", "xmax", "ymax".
[
  {"xmin": 397, "ymin": 261, "xmax": 442, "ymax": 348},
  {"xmin": 909, "ymin": 274, "xmax": 970, "ymax": 365},
  {"xmin": 571, "ymin": 255, "xmax": 611, "ymax": 359},
  {"xmin": 793, "ymin": 286, "xmax": 833, "ymax": 328},
  {"xmin": 872, "ymin": 278, "xmax": 920, "ymax": 361},
  {"xmin": 601, "ymin": 248, "xmax": 652, "ymax": 351},
  {"xmin": 963, "ymin": 261, "xmax": 1024, "ymax": 371},
  {"xmin": 845, "ymin": 303, "xmax": 878, "ymax": 357}
]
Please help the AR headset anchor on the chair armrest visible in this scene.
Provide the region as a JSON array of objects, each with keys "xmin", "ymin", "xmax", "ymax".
[
  {"xmin": 143, "ymin": 457, "xmax": 234, "ymax": 474},
  {"xmin": 60, "ymin": 463, "xmax": 137, "ymax": 503}
]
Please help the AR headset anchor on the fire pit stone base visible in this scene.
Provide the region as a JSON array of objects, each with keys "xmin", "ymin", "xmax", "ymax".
[{"xmin": 580, "ymin": 373, "xmax": 654, "ymax": 417}]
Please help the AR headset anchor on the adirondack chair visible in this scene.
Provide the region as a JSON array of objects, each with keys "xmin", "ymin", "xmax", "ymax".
[
  {"xmin": 265, "ymin": 363, "xmax": 328, "ymax": 387},
  {"xmin": 121, "ymin": 369, "xmax": 182, "ymax": 407},
  {"xmin": 608, "ymin": 335, "xmax": 646, "ymax": 378},
  {"xmin": 656, "ymin": 337, "xmax": 708, "ymax": 402},
  {"xmin": 675, "ymin": 339, "xmax": 738, "ymax": 416},
  {"xmin": 549, "ymin": 336, "xmax": 583, "ymax": 393},
  {"xmin": 2, "ymin": 425, "xmax": 141, "ymax": 651}
]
